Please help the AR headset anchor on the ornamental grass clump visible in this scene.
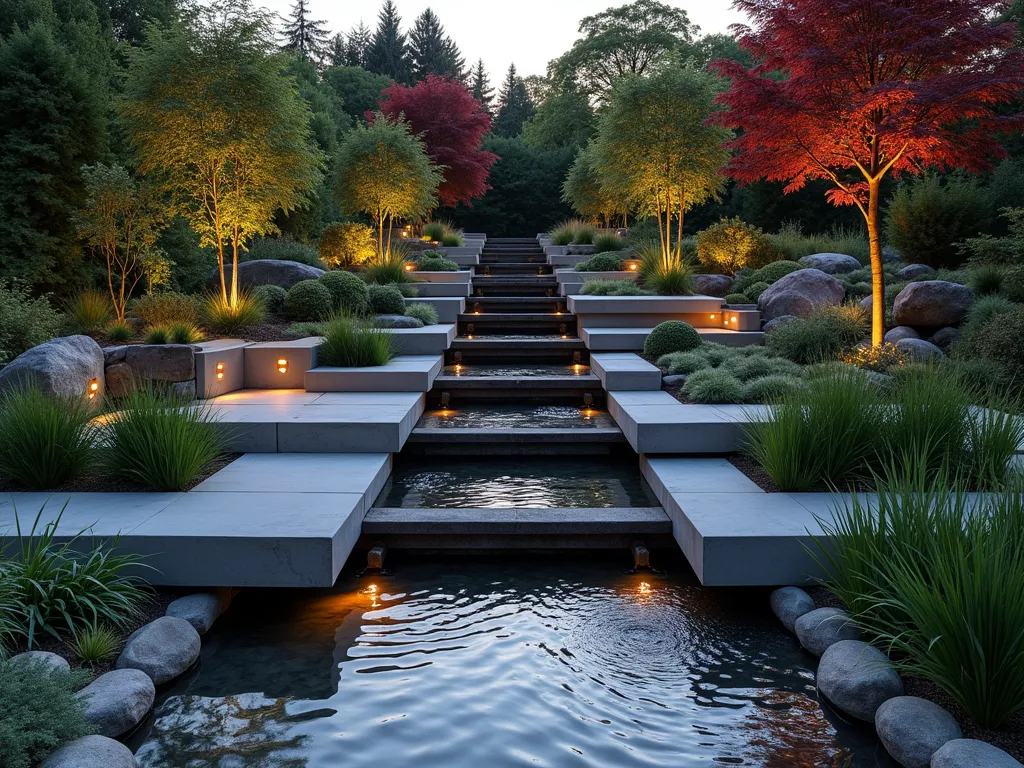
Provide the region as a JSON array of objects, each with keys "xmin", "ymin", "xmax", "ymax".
[
  {"xmin": 404, "ymin": 302, "xmax": 438, "ymax": 325},
  {"xmin": 102, "ymin": 385, "xmax": 226, "ymax": 491},
  {"xmin": 0, "ymin": 388, "xmax": 97, "ymax": 490},
  {"xmin": 683, "ymin": 368, "xmax": 744, "ymax": 404},
  {"xmin": 765, "ymin": 304, "xmax": 867, "ymax": 364},
  {"xmin": 317, "ymin": 314, "xmax": 397, "ymax": 368},
  {"xmin": 593, "ymin": 234, "xmax": 624, "ymax": 253},
  {"xmin": 203, "ymin": 291, "xmax": 266, "ymax": 333},
  {"xmin": 71, "ymin": 623, "xmax": 120, "ymax": 665},
  {"xmin": 65, "ymin": 290, "xmax": 112, "ymax": 334}
]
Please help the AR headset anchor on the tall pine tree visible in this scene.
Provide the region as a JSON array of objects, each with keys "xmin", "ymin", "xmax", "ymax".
[
  {"xmin": 470, "ymin": 59, "xmax": 494, "ymax": 116},
  {"xmin": 281, "ymin": 0, "xmax": 330, "ymax": 64},
  {"xmin": 493, "ymin": 63, "xmax": 534, "ymax": 138},
  {"xmin": 328, "ymin": 32, "xmax": 345, "ymax": 66},
  {"xmin": 366, "ymin": 0, "xmax": 409, "ymax": 83},
  {"xmin": 409, "ymin": 8, "xmax": 464, "ymax": 81},
  {"xmin": 344, "ymin": 21, "xmax": 371, "ymax": 67}
]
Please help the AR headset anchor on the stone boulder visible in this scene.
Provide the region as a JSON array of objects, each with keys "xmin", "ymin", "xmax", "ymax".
[
  {"xmin": 893, "ymin": 281, "xmax": 974, "ymax": 329},
  {"xmin": 757, "ymin": 269, "xmax": 845, "ymax": 321},
  {"xmin": 374, "ymin": 314, "xmax": 423, "ymax": 329},
  {"xmin": 898, "ymin": 263, "xmax": 937, "ymax": 281},
  {"xmin": 207, "ymin": 259, "xmax": 325, "ymax": 292},
  {"xmin": 882, "ymin": 246, "xmax": 903, "ymax": 264},
  {"xmin": 763, "ymin": 315, "xmax": 799, "ymax": 332},
  {"xmin": 794, "ymin": 607, "xmax": 861, "ymax": 657},
  {"xmin": 103, "ymin": 345, "xmax": 127, "ymax": 366},
  {"xmin": 930, "ymin": 327, "xmax": 960, "ymax": 350},
  {"xmin": 884, "ymin": 326, "xmax": 920, "ymax": 344},
  {"xmin": 123, "ymin": 344, "xmax": 196, "ymax": 383},
  {"xmin": 9, "ymin": 650, "xmax": 70, "ymax": 673},
  {"xmin": 166, "ymin": 590, "xmax": 232, "ymax": 635},
  {"xmin": 104, "ymin": 362, "xmax": 135, "ymax": 398},
  {"xmin": 694, "ymin": 274, "xmax": 735, "ymax": 297},
  {"xmin": 116, "ymin": 616, "xmax": 201, "ymax": 685},
  {"xmin": 75, "ymin": 668, "xmax": 155, "ymax": 738},
  {"xmin": 799, "ymin": 253, "xmax": 863, "ymax": 274},
  {"xmin": 0, "ymin": 335, "xmax": 104, "ymax": 399},
  {"xmin": 930, "ymin": 739, "xmax": 1023, "ymax": 768},
  {"xmin": 875, "ymin": 697, "xmax": 962, "ymax": 768},
  {"xmin": 662, "ymin": 374, "xmax": 688, "ymax": 388},
  {"xmin": 817, "ymin": 639, "xmax": 904, "ymax": 721},
  {"xmin": 770, "ymin": 587, "xmax": 815, "ymax": 633},
  {"xmin": 896, "ymin": 338, "xmax": 945, "ymax": 362},
  {"xmin": 41, "ymin": 735, "xmax": 138, "ymax": 768}
]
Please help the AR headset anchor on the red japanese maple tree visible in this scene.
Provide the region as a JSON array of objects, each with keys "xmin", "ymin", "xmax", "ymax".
[
  {"xmin": 375, "ymin": 75, "xmax": 498, "ymax": 208},
  {"xmin": 713, "ymin": 0, "xmax": 1024, "ymax": 345}
]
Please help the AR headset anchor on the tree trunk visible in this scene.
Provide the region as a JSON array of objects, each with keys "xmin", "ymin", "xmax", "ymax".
[
  {"xmin": 867, "ymin": 180, "xmax": 884, "ymax": 347},
  {"xmin": 217, "ymin": 241, "xmax": 227, "ymax": 305},
  {"xmin": 230, "ymin": 226, "xmax": 240, "ymax": 309}
]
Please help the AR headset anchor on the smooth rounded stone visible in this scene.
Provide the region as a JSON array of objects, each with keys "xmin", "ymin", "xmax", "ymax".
[
  {"xmin": 882, "ymin": 246, "xmax": 903, "ymax": 264},
  {"xmin": 860, "ymin": 294, "xmax": 875, "ymax": 311},
  {"xmin": 817, "ymin": 639, "xmax": 904, "ymax": 721},
  {"xmin": 875, "ymin": 696, "xmax": 962, "ymax": 768},
  {"xmin": 893, "ymin": 281, "xmax": 974, "ymax": 329},
  {"xmin": 930, "ymin": 326, "xmax": 960, "ymax": 350},
  {"xmin": 375, "ymin": 314, "xmax": 424, "ymax": 329},
  {"xmin": 758, "ymin": 268, "xmax": 846, "ymax": 321},
  {"xmin": 123, "ymin": 344, "xmax": 196, "ymax": 383},
  {"xmin": 662, "ymin": 374, "xmax": 688, "ymax": 388},
  {"xmin": 75, "ymin": 668, "xmax": 155, "ymax": 738},
  {"xmin": 41, "ymin": 735, "xmax": 138, "ymax": 768},
  {"xmin": 885, "ymin": 326, "xmax": 920, "ymax": 344},
  {"xmin": 799, "ymin": 252, "xmax": 863, "ymax": 274},
  {"xmin": 896, "ymin": 338, "xmax": 946, "ymax": 362},
  {"xmin": 103, "ymin": 345, "xmax": 128, "ymax": 365},
  {"xmin": 116, "ymin": 616, "xmax": 201, "ymax": 685},
  {"xmin": 763, "ymin": 314, "xmax": 799, "ymax": 332},
  {"xmin": 0, "ymin": 335, "xmax": 104, "ymax": 399},
  {"xmin": 207, "ymin": 259, "xmax": 324, "ymax": 291},
  {"xmin": 694, "ymin": 273, "xmax": 734, "ymax": 297},
  {"xmin": 770, "ymin": 586, "xmax": 815, "ymax": 633},
  {"xmin": 898, "ymin": 263, "xmax": 938, "ymax": 281},
  {"xmin": 104, "ymin": 362, "xmax": 134, "ymax": 398},
  {"xmin": 794, "ymin": 607, "xmax": 861, "ymax": 657},
  {"xmin": 166, "ymin": 590, "xmax": 232, "ymax": 634},
  {"xmin": 931, "ymin": 739, "xmax": 1023, "ymax": 768},
  {"xmin": 9, "ymin": 650, "xmax": 70, "ymax": 673}
]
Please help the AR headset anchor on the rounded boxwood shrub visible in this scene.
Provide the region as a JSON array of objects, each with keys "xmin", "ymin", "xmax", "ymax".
[
  {"xmin": 252, "ymin": 284, "xmax": 287, "ymax": 314},
  {"xmin": 319, "ymin": 271, "xmax": 370, "ymax": 314},
  {"xmin": 575, "ymin": 252, "xmax": 625, "ymax": 272},
  {"xmin": 284, "ymin": 279, "xmax": 333, "ymax": 321},
  {"xmin": 683, "ymin": 368, "xmax": 744, "ymax": 404},
  {"xmin": 724, "ymin": 293, "xmax": 751, "ymax": 305},
  {"xmin": 745, "ymin": 281, "xmax": 771, "ymax": 302},
  {"xmin": 368, "ymin": 284, "xmax": 407, "ymax": 315},
  {"xmin": 643, "ymin": 321, "xmax": 702, "ymax": 358}
]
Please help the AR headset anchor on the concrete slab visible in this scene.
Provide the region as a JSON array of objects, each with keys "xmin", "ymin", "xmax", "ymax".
[
  {"xmin": 390, "ymin": 324, "xmax": 456, "ymax": 355},
  {"xmin": 608, "ymin": 392, "xmax": 748, "ymax": 454},
  {"xmin": 641, "ymin": 457, "xmax": 765, "ymax": 494},
  {"xmin": 363, "ymin": 507, "xmax": 670, "ymax": 535},
  {"xmin": 304, "ymin": 355, "xmax": 443, "ymax": 393},
  {"xmin": 405, "ymin": 297, "xmax": 465, "ymax": 323},
  {"xmin": 591, "ymin": 353, "xmax": 662, "ymax": 391},
  {"xmin": 194, "ymin": 339, "xmax": 248, "ymax": 399},
  {"xmin": 0, "ymin": 492, "xmax": 181, "ymax": 537},
  {"xmin": 411, "ymin": 270, "xmax": 472, "ymax": 284},
  {"xmin": 581, "ymin": 326, "xmax": 764, "ymax": 351},
  {"xmin": 244, "ymin": 338, "xmax": 320, "ymax": 389},
  {"xmin": 276, "ymin": 403, "xmax": 423, "ymax": 453},
  {"xmin": 411, "ymin": 282, "xmax": 471, "ymax": 298}
]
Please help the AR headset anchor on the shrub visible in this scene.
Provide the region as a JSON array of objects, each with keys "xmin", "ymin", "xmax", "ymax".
[
  {"xmin": 130, "ymin": 292, "xmax": 201, "ymax": 327},
  {"xmin": 416, "ymin": 255, "xmax": 460, "ymax": 272},
  {"xmin": 65, "ymin": 290, "xmax": 112, "ymax": 333},
  {"xmin": 593, "ymin": 234, "xmax": 625, "ymax": 253},
  {"xmin": 405, "ymin": 303, "xmax": 438, "ymax": 325},
  {"xmin": 725, "ymin": 354, "xmax": 803, "ymax": 382},
  {"xmin": 319, "ymin": 222, "xmax": 376, "ymax": 269},
  {"xmin": 168, "ymin": 323, "xmax": 203, "ymax": 344},
  {"xmin": 102, "ymin": 385, "xmax": 226, "ymax": 491},
  {"xmin": 643, "ymin": 321, "xmax": 702, "ymax": 358},
  {"xmin": 203, "ymin": 292, "xmax": 267, "ymax": 334},
  {"xmin": 745, "ymin": 281, "xmax": 771, "ymax": 302},
  {"xmin": 959, "ymin": 305, "xmax": 1024, "ymax": 385},
  {"xmin": 0, "ymin": 281, "xmax": 62, "ymax": 367},
  {"xmin": 696, "ymin": 218, "xmax": 784, "ymax": 274},
  {"xmin": 683, "ymin": 368, "xmax": 744, "ymax": 404},
  {"xmin": 699, "ymin": 343, "xmax": 739, "ymax": 367},
  {"xmin": 317, "ymin": 314, "xmax": 397, "ymax": 367},
  {"xmin": 367, "ymin": 284, "xmax": 407, "ymax": 315},
  {"xmin": 575, "ymin": 253, "xmax": 625, "ymax": 272},
  {"xmin": 840, "ymin": 342, "xmax": 908, "ymax": 372},
  {"xmin": 766, "ymin": 305, "xmax": 867, "ymax": 364},
  {"xmin": 144, "ymin": 326, "xmax": 169, "ymax": 344},
  {"xmin": 742, "ymin": 374, "xmax": 805, "ymax": 403},
  {"xmin": 106, "ymin": 320, "xmax": 134, "ymax": 342},
  {"xmin": 753, "ymin": 260, "xmax": 803, "ymax": 285},
  {"xmin": 969, "ymin": 264, "xmax": 1006, "ymax": 296},
  {"xmin": 319, "ymin": 271, "xmax": 370, "ymax": 314},
  {"xmin": 252, "ymin": 284, "xmax": 287, "ymax": 314},
  {"xmin": 571, "ymin": 225, "xmax": 595, "ymax": 245},
  {"xmin": 242, "ymin": 236, "xmax": 325, "ymax": 268},
  {"xmin": 422, "ymin": 221, "xmax": 450, "ymax": 242},
  {"xmin": 364, "ymin": 253, "xmax": 415, "ymax": 286},
  {"xmin": 581, "ymin": 280, "xmax": 651, "ymax": 296},
  {"xmin": 885, "ymin": 174, "xmax": 991, "ymax": 269},
  {"xmin": 284, "ymin": 280, "xmax": 334, "ymax": 321},
  {"xmin": 724, "ymin": 293, "xmax": 750, "ymax": 305},
  {"xmin": 71, "ymin": 623, "xmax": 119, "ymax": 665},
  {"xmin": 963, "ymin": 294, "xmax": 1017, "ymax": 332},
  {"xmin": 0, "ymin": 388, "xmax": 96, "ymax": 490},
  {"xmin": 656, "ymin": 351, "xmax": 709, "ymax": 375},
  {"xmin": 0, "ymin": 658, "xmax": 90, "ymax": 768}
]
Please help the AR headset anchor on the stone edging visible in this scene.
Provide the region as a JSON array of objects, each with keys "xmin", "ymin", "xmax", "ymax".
[{"xmin": 770, "ymin": 586, "xmax": 1023, "ymax": 768}]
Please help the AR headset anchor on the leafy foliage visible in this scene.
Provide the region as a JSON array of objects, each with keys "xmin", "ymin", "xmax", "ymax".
[
  {"xmin": 0, "ymin": 282, "xmax": 62, "ymax": 367},
  {"xmin": 492, "ymin": 64, "xmax": 535, "ymax": 139},
  {"xmin": 561, "ymin": 143, "xmax": 631, "ymax": 225},
  {"xmin": 683, "ymin": 368, "xmax": 745, "ymax": 404},
  {"xmin": 319, "ymin": 271, "xmax": 370, "ymax": 314},
  {"xmin": 252, "ymin": 284, "xmax": 287, "ymax": 314},
  {"xmin": 319, "ymin": 222, "xmax": 376, "ymax": 269},
  {"xmin": 367, "ymin": 284, "xmax": 407, "ymax": 315},
  {"xmin": 408, "ymin": 8, "xmax": 465, "ymax": 81},
  {"xmin": 130, "ymin": 292, "xmax": 201, "ymax": 328},
  {"xmin": 523, "ymin": 88, "xmax": 595, "ymax": 150},
  {"xmin": 765, "ymin": 305, "xmax": 867, "ymax": 364},
  {"xmin": 643, "ymin": 321, "xmax": 702, "ymax": 358},
  {"xmin": 575, "ymin": 253, "xmax": 625, "ymax": 272},
  {"xmin": 284, "ymin": 280, "xmax": 334, "ymax": 321},
  {"xmin": 242, "ymin": 237, "xmax": 324, "ymax": 269},
  {"xmin": 696, "ymin": 218, "xmax": 784, "ymax": 274}
]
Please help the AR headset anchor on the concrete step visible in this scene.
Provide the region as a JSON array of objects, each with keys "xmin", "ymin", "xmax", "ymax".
[
  {"xmin": 580, "ymin": 326, "xmax": 765, "ymax": 351},
  {"xmin": 449, "ymin": 335, "xmax": 588, "ymax": 365},
  {"xmin": 468, "ymin": 297, "xmax": 567, "ymax": 313},
  {"xmin": 458, "ymin": 313, "xmax": 576, "ymax": 336},
  {"xmin": 474, "ymin": 264, "xmax": 553, "ymax": 275}
]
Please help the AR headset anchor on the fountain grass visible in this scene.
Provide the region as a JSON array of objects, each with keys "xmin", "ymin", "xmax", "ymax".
[{"xmin": 317, "ymin": 314, "xmax": 397, "ymax": 368}]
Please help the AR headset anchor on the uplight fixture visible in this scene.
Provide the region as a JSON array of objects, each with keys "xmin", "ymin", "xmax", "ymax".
[
  {"xmin": 215, "ymin": 362, "xmax": 226, "ymax": 380},
  {"xmin": 87, "ymin": 379, "xmax": 99, "ymax": 400},
  {"xmin": 277, "ymin": 358, "xmax": 288, "ymax": 374}
]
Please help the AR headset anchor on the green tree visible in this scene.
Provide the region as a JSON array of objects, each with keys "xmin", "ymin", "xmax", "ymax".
[
  {"xmin": 280, "ymin": 0, "xmax": 330, "ymax": 64},
  {"xmin": 522, "ymin": 88, "xmax": 595, "ymax": 150},
  {"xmin": 122, "ymin": 0, "xmax": 324, "ymax": 307},
  {"xmin": 333, "ymin": 114, "xmax": 442, "ymax": 258},
  {"xmin": 493, "ymin": 63, "xmax": 534, "ymax": 138},
  {"xmin": 562, "ymin": 142, "xmax": 629, "ymax": 225},
  {"xmin": 409, "ymin": 8, "xmax": 464, "ymax": 81},
  {"xmin": 549, "ymin": 0, "xmax": 698, "ymax": 101},
  {"xmin": 104, "ymin": 0, "xmax": 178, "ymax": 45},
  {"xmin": 74, "ymin": 164, "xmax": 167, "ymax": 320},
  {"xmin": 595, "ymin": 64, "xmax": 731, "ymax": 263},
  {"xmin": 343, "ymin": 20, "xmax": 372, "ymax": 67},
  {"xmin": 366, "ymin": 0, "xmax": 409, "ymax": 84},
  {"xmin": 0, "ymin": 22, "xmax": 105, "ymax": 289},
  {"xmin": 324, "ymin": 65, "xmax": 392, "ymax": 123},
  {"xmin": 469, "ymin": 58, "xmax": 494, "ymax": 116}
]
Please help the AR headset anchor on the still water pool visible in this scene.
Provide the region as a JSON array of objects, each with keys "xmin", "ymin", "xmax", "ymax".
[{"xmin": 135, "ymin": 555, "xmax": 892, "ymax": 767}]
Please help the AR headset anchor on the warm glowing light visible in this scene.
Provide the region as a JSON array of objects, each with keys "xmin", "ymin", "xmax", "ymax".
[
  {"xmin": 87, "ymin": 379, "xmax": 99, "ymax": 399},
  {"xmin": 404, "ymin": 263, "xmax": 415, "ymax": 272},
  {"xmin": 277, "ymin": 358, "xmax": 288, "ymax": 374},
  {"xmin": 639, "ymin": 581, "xmax": 652, "ymax": 595},
  {"xmin": 368, "ymin": 583, "xmax": 377, "ymax": 593},
  {"xmin": 710, "ymin": 314, "xmax": 716, "ymax": 320},
  {"xmin": 453, "ymin": 364, "xmax": 463, "ymax": 375},
  {"xmin": 572, "ymin": 364, "xmax": 584, "ymax": 374},
  {"xmin": 400, "ymin": 230, "xmax": 409, "ymax": 238},
  {"xmin": 215, "ymin": 362, "xmax": 225, "ymax": 380},
  {"xmin": 561, "ymin": 334, "xmax": 569, "ymax": 339},
  {"xmin": 581, "ymin": 408, "xmax": 597, "ymax": 420}
]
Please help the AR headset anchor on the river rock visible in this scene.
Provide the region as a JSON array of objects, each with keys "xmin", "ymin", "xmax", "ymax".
[
  {"xmin": 770, "ymin": 587, "xmax": 815, "ymax": 633},
  {"xmin": 75, "ymin": 668, "xmax": 155, "ymax": 738},
  {"xmin": 794, "ymin": 607, "xmax": 861, "ymax": 657},
  {"xmin": 123, "ymin": 344, "xmax": 196, "ymax": 383},
  {"xmin": 9, "ymin": 650, "xmax": 70, "ymax": 673},
  {"xmin": 0, "ymin": 335, "xmax": 104, "ymax": 399},
  {"xmin": 662, "ymin": 374, "xmax": 688, "ymax": 388},
  {"xmin": 375, "ymin": 314, "xmax": 424, "ymax": 329},
  {"xmin": 41, "ymin": 735, "xmax": 138, "ymax": 768},
  {"xmin": 896, "ymin": 338, "xmax": 945, "ymax": 362},
  {"xmin": 875, "ymin": 696, "xmax": 962, "ymax": 768},
  {"xmin": 763, "ymin": 315, "xmax": 799, "ymax": 332},
  {"xmin": 893, "ymin": 281, "xmax": 974, "ymax": 329},
  {"xmin": 166, "ymin": 591, "xmax": 232, "ymax": 634},
  {"xmin": 799, "ymin": 253, "xmax": 863, "ymax": 274},
  {"xmin": 930, "ymin": 739, "xmax": 1023, "ymax": 768},
  {"xmin": 694, "ymin": 274, "xmax": 735, "ymax": 297},
  {"xmin": 930, "ymin": 327, "xmax": 960, "ymax": 350},
  {"xmin": 898, "ymin": 263, "xmax": 937, "ymax": 281},
  {"xmin": 207, "ymin": 259, "xmax": 325, "ymax": 291},
  {"xmin": 116, "ymin": 616, "xmax": 201, "ymax": 685},
  {"xmin": 817, "ymin": 639, "xmax": 904, "ymax": 721},
  {"xmin": 884, "ymin": 326, "xmax": 920, "ymax": 344},
  {"xmin": 758, "ymin": 269, "xmax": 845, "ymax": 321}
]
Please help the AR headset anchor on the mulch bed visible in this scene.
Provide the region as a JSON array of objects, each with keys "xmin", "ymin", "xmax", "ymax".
[{"xmin": 88, "ymin": 319, "xmax": 300, "ymax": 347}]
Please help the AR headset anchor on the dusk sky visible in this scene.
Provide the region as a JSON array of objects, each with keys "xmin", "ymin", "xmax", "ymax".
[{"xmin": 263, "ymin": 0, "xmax": 747, "ymax": 80}]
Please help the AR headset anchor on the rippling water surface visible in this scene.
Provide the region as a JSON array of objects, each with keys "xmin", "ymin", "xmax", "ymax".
[{"xmin": 136, "ymin": 556, "xmax": 890, "ymax": 768}]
